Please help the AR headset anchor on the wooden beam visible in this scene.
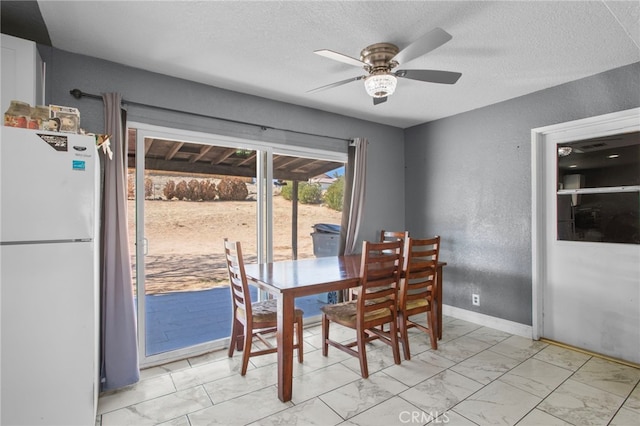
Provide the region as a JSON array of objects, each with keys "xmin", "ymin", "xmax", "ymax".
[
  {"xmin": 137, "ymin": 158, "xmax": 256, "ymax": 178},
  {"xmin": 275, "ymin": 157, "xmax": 312, "ymax": 174},
  {"xmin": 305, "ymin": 161, "xmax": 343, "ymax": 178},
  {"xmin": 189, "ymin": 145, "xmax": 213, "ymax": 163},
  {"xmin": 274, "ymin": 156, "xmax": 301, "ymax": 168},
  {"xmin": 165, "ymin": 142, "xmax": 184, "ymax": 160},
  {"xmin": 238, "ymin": 152, "xmax": 257, "ymax": 167},
  {"xmin": 129, "ymin": 156, "xmax": 323, "ymax": 181},
  {"xmin": 144, "ymin": 138, "xmax": 154, "ymax": 155},
  {"xmin": 211, "ymin": 148, "xmax": 237, "ymax": 165}
]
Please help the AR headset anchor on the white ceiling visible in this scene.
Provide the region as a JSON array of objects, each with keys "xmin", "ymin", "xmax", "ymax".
[{"xmin": 37, "ymin": 1, "xmax": 640, "ymax": 129}]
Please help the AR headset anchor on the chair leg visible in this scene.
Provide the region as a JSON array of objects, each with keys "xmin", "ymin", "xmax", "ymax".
[
  {"xmin": 321, "ymin": 314, "xmax": 329, "ymax": 357},
  {"xmin": 398, "ymin": 312, "xmax": 411, "ymax": 361},
  {"xmin": 357, "ymin": 328, "xmax": 369, "ymax": 378},
  {"xmin": 228, "ymin": 318, "xmax": 240, "ymax": 358},
  {"xmin": 296, "ymin": 317, "xmax": 304, "ymax": 363},
  {"xmin": 389, "ymin": 315, "xmax": 401, "ymax": 365},
  {"xmin": 237, "ymin": 334, "xmax": 245, "ymax": 351},
  {"xmin": 240, "ymin": 325, "xmax": 252, "ymax": 376},
  {"xmin": 428, "ymin": 309, "xmax": 438, "ymax": 350}
]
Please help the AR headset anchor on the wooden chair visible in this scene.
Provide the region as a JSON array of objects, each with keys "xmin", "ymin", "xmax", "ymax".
[
  {"xmin": 348, "ymin": 230, "xmax": 409, "ymax": 301},
  {"xmin": 397, "ymin": 236, "xmax": 440, "ymax": 360},
  {"xmin": 320, "ymin": 240, "xmax": 403, "ymax": 378},
  {"xmin": 224, "ymin": 239, "xmax": 304, "ymax": 375},
  {"xmin": 380, "ymin": 230, "xmax": 410, "ymax": 244}
]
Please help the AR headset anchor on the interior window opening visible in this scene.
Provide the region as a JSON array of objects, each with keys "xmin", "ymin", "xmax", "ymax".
[{"xmin": 556, "ymin": 131, "xmax": 640, "ymax": 244}]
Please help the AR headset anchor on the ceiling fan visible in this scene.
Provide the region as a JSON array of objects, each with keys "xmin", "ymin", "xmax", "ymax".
[{"xmin": 308, "ymin": 27, "xmax": 462, "ymax": 105}]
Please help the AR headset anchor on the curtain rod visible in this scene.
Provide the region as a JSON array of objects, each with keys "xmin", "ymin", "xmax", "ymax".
[{"xmin": 69, "ymin": 88, "xmax": 352, "ymax": 143}]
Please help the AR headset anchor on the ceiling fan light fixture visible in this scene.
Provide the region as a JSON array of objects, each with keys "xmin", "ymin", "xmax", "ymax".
[{"xmin": 364, "ymin": 74, "xmax": 397, "ymax": 98}]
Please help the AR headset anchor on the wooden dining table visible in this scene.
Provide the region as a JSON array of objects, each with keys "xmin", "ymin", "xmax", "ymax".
[{"xmin": 244, "ymin": 254, "xmax": 446, "ymax": 402}]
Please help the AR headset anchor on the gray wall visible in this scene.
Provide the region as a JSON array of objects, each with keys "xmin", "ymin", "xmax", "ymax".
[
  {"xmin": 404, "ymin": 62, "xmax": 640, "ymax": 326},
  {"xmin": 38, "ymin": 46, "xmax": 406, "ymax": 248}
]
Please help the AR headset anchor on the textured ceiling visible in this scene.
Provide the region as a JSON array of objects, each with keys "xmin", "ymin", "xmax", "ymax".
[{"xmin": 30, "ymin": 1, "xmax": 640, "ymax": 128}]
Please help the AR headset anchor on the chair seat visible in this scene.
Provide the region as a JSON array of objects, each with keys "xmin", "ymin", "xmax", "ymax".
[
  {"xmin": 405, "ymin": 298, "xmax": 429, "ymax": 311},
  {"xmin": 320, "ymin": 300, "xmax": 392, "ymax": 325},
  {"xmin": 237, "ymin": 298, "xmax": 303, "ymax": 324}
]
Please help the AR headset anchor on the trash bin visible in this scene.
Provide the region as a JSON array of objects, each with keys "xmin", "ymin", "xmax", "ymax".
[
  {"xmin": 311, "ymin": 224, "xmax": 341, "ymax": 303},
  {"xmin": 311, "ymin": 223, "xmax": 341, "ymax": 257}
]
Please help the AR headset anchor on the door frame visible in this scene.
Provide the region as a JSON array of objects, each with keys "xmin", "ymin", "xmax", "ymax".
[{"xmin": 530, "ymin": 107, "xmax": 640, "ymax": 341}]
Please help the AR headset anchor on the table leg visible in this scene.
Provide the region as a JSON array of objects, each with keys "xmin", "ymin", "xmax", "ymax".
[
  {"xmin": 276, "ymin": 294, "xmax": 295, "ymax": 402},
  {"xmin": 437, "ymin": 265, "xmax": 443, "ymax": 340}
]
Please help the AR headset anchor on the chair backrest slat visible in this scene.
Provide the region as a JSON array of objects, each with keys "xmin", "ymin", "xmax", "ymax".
[
  {"xmin": 401, "ymin": 236, "xmax": 441, "ymax": 308},
  {"xmin": 224, "ymin": 238, "xmax": 252, "ymax": 319},
  {"xmin": 358, "ymin": 240, "xmax": 403, "ymax": 322}
]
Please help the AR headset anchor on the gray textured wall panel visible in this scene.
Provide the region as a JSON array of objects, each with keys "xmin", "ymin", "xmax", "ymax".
[{"xmin": 404, "ymin": 62, "xmax": 640, "ymax": 326}]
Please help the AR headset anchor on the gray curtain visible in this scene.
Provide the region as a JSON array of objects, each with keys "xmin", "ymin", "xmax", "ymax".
[
  {"xmin": 340, "ymin": 137, "xmax": 368, "ymax": 255},
  {"xmin": 100, "ymin": 93, "xmax": 139, "ymax": 390}
]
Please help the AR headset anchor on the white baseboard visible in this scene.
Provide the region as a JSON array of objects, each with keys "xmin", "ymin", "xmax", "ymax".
[{"xmin": 442, "ymin": 304, "xmax": 533, "ymax": 339}]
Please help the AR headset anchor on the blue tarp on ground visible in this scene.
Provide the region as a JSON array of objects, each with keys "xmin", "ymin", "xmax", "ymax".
[{"xmin": 142, "ymin": 288, "xmax": 326, "ymax": 355}]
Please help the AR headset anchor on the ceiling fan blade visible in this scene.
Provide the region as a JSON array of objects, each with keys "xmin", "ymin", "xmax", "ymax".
[
  {"xmin": 392, "ymin": 27, "xmax": 453, "ymax": 65},
  {"xmin": 314, "ymin": 49, "xmax": 366, "ymax": 68},
  {"xmin": 395, "ymin": 69, "xmax": 462, "ymax": 84},
  {"xmin": 373, "ymin": 96, "xmax": 387, "ymax": 106},
  {"xmin": 307, "ymin": 75, "xmax": 365, "ymax": 94}
]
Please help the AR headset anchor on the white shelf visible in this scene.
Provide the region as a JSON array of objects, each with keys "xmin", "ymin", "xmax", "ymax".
[{"xmin": 557, "ymin": 185, "xmax": 640, "ymax": 195}]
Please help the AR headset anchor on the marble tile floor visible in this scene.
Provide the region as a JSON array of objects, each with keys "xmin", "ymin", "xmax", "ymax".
[{"xmin": 97, "ymin": 316, "xmax": 640, "ymax": 425}]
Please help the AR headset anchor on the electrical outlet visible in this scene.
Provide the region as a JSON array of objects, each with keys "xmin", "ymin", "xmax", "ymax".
[{"xmin": 472, "ymin": 294, "xmax": 480, "ymax": 306}]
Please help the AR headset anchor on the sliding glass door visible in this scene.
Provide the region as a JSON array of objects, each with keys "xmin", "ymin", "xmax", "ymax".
[{"xmin": 129, "ymin": 122, "xmax": 346, "ymax": 367}]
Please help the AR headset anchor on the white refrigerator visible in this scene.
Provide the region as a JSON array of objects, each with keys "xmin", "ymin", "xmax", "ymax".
[{"xmin": 1, "ymin": 126, "xmax": 99, "ymax": 425}]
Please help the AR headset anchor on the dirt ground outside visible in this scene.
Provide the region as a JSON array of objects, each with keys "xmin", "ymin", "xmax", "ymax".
[{"xmin": 127, "ymin": 193, "xmax": 342, "ymax": 295}]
